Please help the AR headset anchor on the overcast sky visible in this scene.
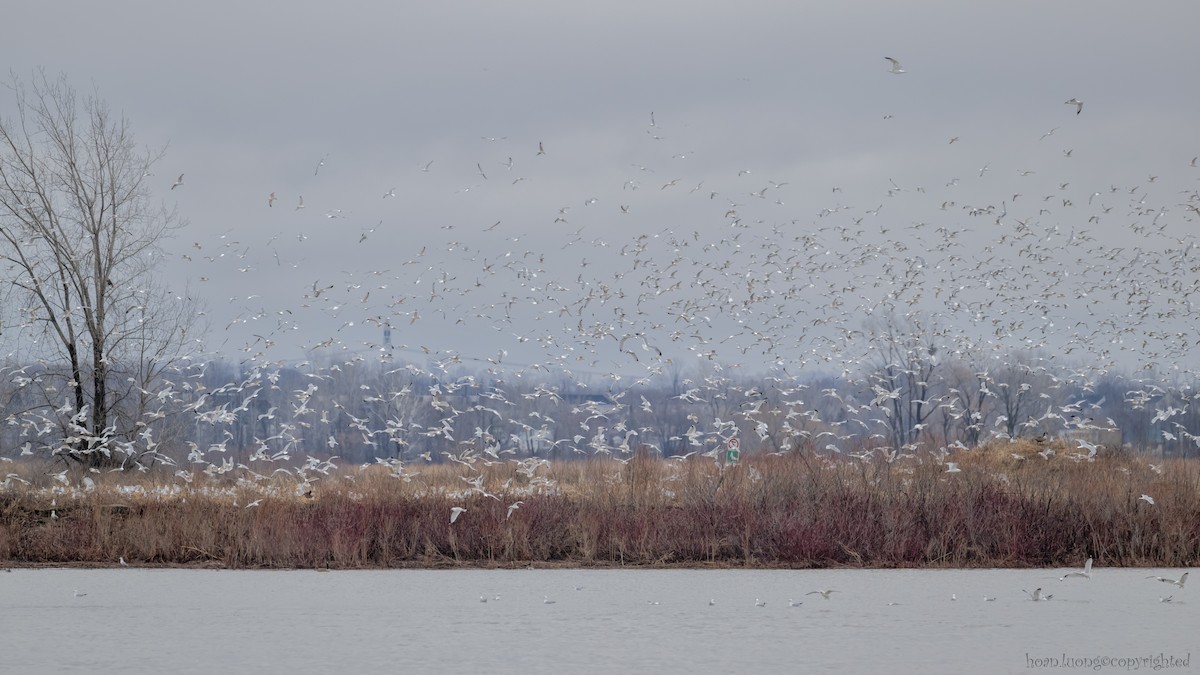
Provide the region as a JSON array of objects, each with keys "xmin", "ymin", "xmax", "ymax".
[{"xmin": 4, "ymin": 1, "xmax": 1200, "ymax": 383}]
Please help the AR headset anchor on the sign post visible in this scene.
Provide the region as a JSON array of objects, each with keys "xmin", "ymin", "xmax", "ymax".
[{"xmin": 725, "ymin": 437, "xmax": 741, "ymax": 464}]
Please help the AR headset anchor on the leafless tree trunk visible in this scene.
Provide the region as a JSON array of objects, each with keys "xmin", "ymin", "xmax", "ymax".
[
  {"xmin": 0, "ymin": 71, "xmax": 195, "ymax": 468},
  {"xmin": 863, "ymin": 314, "xmax": 943, "ymax": 452}
]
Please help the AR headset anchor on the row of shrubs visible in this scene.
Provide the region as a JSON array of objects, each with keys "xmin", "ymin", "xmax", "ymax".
[{"xmin": 1, "ymin": 440, "xmax": 1196, "ymax": 568}]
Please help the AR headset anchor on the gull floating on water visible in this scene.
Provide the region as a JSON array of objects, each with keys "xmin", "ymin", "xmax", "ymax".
[
  {"xmin": 543, "ymin": 596, "xmax": 556, "ymax": 605},
  {"xmin": 884, "ymin": 57, "xmax": 906, "ymax": 74},
  {"xmin": 1059, "ymin": 556, "xmax": 1093, "ymax": 580},
  {"xmin": 755, "ymin": 598, "xmax": 767, "ymax": 607},
  {"xmin": 789, "ymin": 599, "xmax": 803, "ymax": 607}
]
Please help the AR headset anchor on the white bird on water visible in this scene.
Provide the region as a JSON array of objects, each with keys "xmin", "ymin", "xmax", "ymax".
[
  {"xmin": 449, "ymin": 506, "xmax": 467, "ymax": 524},
  {"xmin": 884, "ymin": 57, "xmax": 906, "ymax": 74},
  {"xmin": 74, "ymin": 589, "xmax": 87, "ymax": 598},
  {"xmin": 755, "ymin": 598, "xmax": 767, "ymax": 607},
  {"xmin": 1146, "ymin": 572, "xmax": 1188, "ymax": 588},
  {"xmin": 543, "ymin": 595, "xmax": 556, "ymax": 604},
  {"xmin": 1059, "ymin": 557, "xmax": 1093, "ymax": 581},
  {"xmin": 1022, "ymin": 588, "xmax": 1053, "ymax": 601}
]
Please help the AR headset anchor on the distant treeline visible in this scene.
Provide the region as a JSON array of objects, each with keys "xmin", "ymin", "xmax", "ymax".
[{"xmin": 1, "ymin": 345, "xmax": 1198, "ymax": 472}]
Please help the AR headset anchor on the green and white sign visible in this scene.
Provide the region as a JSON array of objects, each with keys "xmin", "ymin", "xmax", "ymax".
[{"xmin": 725, "ymin": 437, "xmax": 740, "ymax": 463}]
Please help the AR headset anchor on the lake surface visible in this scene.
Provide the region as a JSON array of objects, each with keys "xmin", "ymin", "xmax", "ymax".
[{"xmin": 1, "ymin": 567, "xmax": 1194, "ymax": 674}]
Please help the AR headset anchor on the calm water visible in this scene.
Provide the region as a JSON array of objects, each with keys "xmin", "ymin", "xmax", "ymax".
[{"xmin": 1, "ymin": 567, "xmax": 1195, "ymax": 674}]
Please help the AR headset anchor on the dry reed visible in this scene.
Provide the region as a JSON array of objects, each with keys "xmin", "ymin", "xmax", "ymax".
[{"xmin": 1, "ymin": 441, "xmax": 1197, "ymax": 569}]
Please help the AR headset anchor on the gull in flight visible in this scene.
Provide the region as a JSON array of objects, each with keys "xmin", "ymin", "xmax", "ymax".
[
  {"xmin": 170, "ymin": 173, "xmax": 185, "ymax": 190},
  {"xmin": 295, "ymin": 195, "xmax": 305, "ymax": 211},
  {"xmin": 450, "ymin": 506, "xmax": 467, "ymax": 524},
  {"xmin": 1059, "ymin": 557, "xmax": 1093, "ymax": 580},
  {"xmin": 1146, "ymin": 572, "xmax": 1189, "ymax": 588},
  {"xmin": 1022, "ymin": 588, "xmax": 1053, "ymax": 601},
  {"xmin": 268, "ymin": 192, "xmax": 277, "ymax": 207},
  {"xmin": 506, "ymin": 501, "xmax": 524, "ymax": 519},
  {"xmin": 884, "ymin": 57, "xmax": 906, "ymax": 74},
  {"xmin": 944, "ymin": 462, "xmax": 961, "ymax": 473},
  {"xmin": 1064, "ymin": 98, "xmax": 1083, "ymax": 114},
  {"xmin": 119, "ymin": 556, "xmax": 129, "ymax": 567},
  {"xmin": 806, "ymin": 589, "xmax": 838, "ymax": 600},
  {"xmin": 1139, "ymin": 494, "xmax": 1155, "ymax": 505}
]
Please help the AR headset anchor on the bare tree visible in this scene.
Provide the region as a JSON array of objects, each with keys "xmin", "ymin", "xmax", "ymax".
[
  {"xmin": 862, "ymin": 314, "xmax": 943, "ymax": 452},
  {"xmin": 0, "ymin": 71, "xmax": 195, "ymax": 468}
]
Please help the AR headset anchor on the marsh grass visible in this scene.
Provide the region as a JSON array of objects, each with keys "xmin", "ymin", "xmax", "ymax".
[{"xmin": 1, "ymin": 441, "xmax": 1197, "ymax": 569}]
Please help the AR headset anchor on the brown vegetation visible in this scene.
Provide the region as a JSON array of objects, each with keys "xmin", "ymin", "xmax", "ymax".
[{"xmin": 1, "ymin": 441, "xmax": 1197, "ymax": 570}]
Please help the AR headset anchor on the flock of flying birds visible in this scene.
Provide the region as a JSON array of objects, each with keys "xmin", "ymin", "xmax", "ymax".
[
  {"xmin": 3, "ymin": 55, "xmax": 1200, "ymax": 510},
  {"xmin": 174, "ymin": 57, "xmax": 1198, "ymax": 386}
]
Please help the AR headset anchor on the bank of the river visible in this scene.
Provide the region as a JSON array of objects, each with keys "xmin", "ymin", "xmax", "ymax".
[{"xmin": 2, "ymin": 442, "xmax": 1197, "ymax": 569}]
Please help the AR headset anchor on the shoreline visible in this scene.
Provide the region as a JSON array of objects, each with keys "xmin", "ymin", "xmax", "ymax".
[{"xmin": 3, "ymin": 445, "xmax": 1198, "ymax": 571}]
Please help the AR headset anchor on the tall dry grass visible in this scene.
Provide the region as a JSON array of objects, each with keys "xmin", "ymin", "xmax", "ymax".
[{"xmin": 1, "ymin": 440, "xmax": 1197, "ymax": 569}]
